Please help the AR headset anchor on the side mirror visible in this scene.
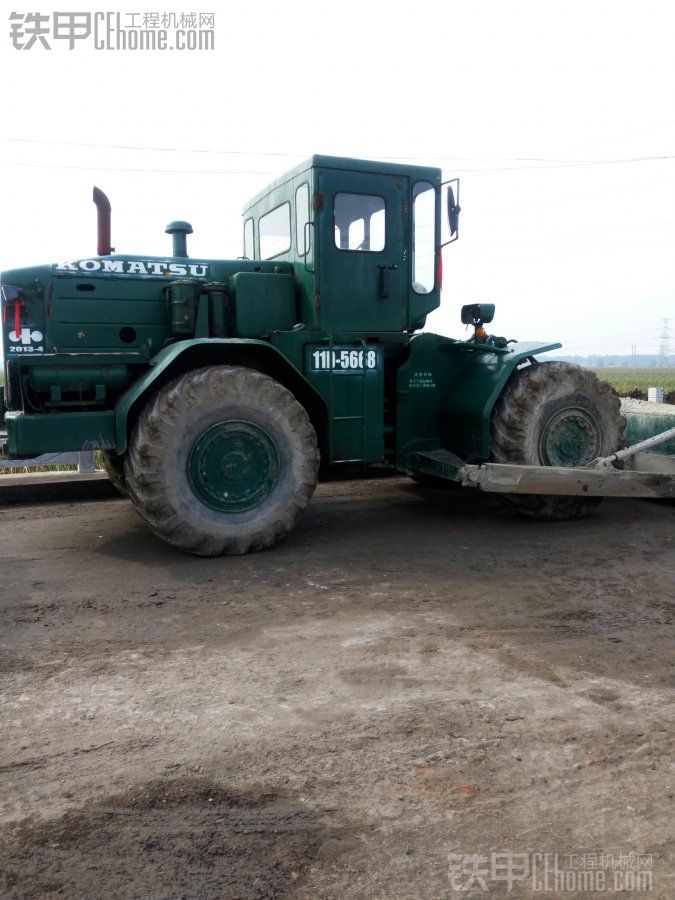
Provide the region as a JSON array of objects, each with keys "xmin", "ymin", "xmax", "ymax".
[
  {"xmin": 461, "ymin": 303, "xmax": 495, "ymax": 325},
  {"xmin": 441, "ymin": 178, "xmax": 461, "ymax": 247},
  {"xmin": 447, "ymin": 180, "xmax": 460, "ymax": 235}
]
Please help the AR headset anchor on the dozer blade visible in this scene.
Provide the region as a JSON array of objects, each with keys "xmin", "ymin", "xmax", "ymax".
[{"xmin": 412, "ymin": 441, "xmax": 675, "ymax": 501}]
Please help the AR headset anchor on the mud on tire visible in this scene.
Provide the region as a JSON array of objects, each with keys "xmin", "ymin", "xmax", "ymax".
[
  {"xmin": 124, "ymin": 366, "xmax": 320, "ymax": 556},
  {"xmin": 490, "ymin": 361, "xmax": 626, "ymax": 520},
  {"xmin": 101, "ymin": 451, "xmax": 128, "ymax": 496}
]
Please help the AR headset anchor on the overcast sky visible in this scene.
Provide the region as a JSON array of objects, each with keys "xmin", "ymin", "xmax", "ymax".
[{"xmin": 1, "ymin": 0, "xmax": 674, "ymax": 357}]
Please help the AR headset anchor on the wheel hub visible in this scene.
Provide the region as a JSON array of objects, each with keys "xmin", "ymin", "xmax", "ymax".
[
  {"xmin": 539, "ymin": 407, "xmax": 602, "ymax": 467},
  {"xmin": 188, "ymin": 421, "xmax": 279, "ymax": 512}
]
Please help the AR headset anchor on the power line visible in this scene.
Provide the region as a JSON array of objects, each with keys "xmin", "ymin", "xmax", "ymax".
[
  {"xmin": 461, "ymin": 218, "xmax": 675, "ymax": 253},
  {"xmin": 0, "ymin": 161, "xmax": 280, "ymax": 176},
  {"xmin": 0, "ymin": 137, "xmax": 628, "ymax": 161},
  {"xmin": 4, "ymin": 153, "xmax": 675, "ymax": 179},
  {"xmin": 521, "ymin": 173, "xmax": 675, "ymax": 212},
  {"xmin": 571, "ymin": 117, "xmax": 675, "ymax": 151},
  {"xmin": 1, "ymin": 137, "xmax": 303, "ymax": 159},
  {"xmin": 4, "ymin": 137, "xmax": 675, "ymax": 171},
  {"xmin": 5, "ymin": 159, "xmax": 675, "ymax": 216},
  {"xmin": 451, "ymin": 155, "xmax": 675, "ymax": 173}
]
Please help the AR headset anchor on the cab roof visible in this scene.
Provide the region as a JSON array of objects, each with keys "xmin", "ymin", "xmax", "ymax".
[{"xmin": 243, "ymin": 154, "xmax": 443, "ymax": 214}]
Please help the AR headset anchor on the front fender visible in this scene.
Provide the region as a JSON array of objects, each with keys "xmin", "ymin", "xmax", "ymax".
[
  {"xmin": 396, "ymin": 333, "xmax": 561, "ymax": 467},
  {"xmin": 114, "ymin": 338, "xmax": 327, "ymax": 454},
  {"xmin": 441, "ymin": 339, "xmax": 562, "ymax": 459}
]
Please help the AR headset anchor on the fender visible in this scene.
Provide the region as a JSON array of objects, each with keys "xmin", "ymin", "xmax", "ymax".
[
  {"xmin": 396, "ymin": 332, "xmax": 562, "ymax": 468},
  {"xmin": 114, "ymin": 338, "xmax": 328, "ymax": 454}
]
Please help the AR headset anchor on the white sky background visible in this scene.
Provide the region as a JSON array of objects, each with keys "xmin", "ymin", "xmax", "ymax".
[{"xmin": 0, "ymin": 0, "xmax": 674, "ymax": 357}]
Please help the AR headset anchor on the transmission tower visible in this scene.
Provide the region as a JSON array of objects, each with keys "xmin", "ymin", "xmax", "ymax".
[{"xmin": 658, "ymin": 318, "xmax": 671, "ymax": 366}]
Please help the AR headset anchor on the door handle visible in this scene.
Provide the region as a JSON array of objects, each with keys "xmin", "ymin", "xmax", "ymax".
[
  {"xmin": 378, "ymin": 264, "xmax": 398, "ymax": 299},
  {"xmin": 303, "ymin": 221, "xmax": 315, "ymax": 273}
]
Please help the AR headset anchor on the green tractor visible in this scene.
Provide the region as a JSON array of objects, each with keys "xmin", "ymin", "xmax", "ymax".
[{"xmin": 2, "ymin": 155, "xmax": 670, "ymax": 555}]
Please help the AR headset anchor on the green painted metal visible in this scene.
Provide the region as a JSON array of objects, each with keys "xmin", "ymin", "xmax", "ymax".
[
  {"xmin": 28, "ymin": 365, "xmax": 130, "ymax": 397},
  {"xmin": 316, "ymin": 168, "xmax": 409, "ymax": 333},
  {"xmin": 396, "ymin": 333, "xmax": 561, "ymax": 466},
  {"xmin": 623, "ymin": 410, "xmax": 675, "ymax": 455},
  {"xmin": 1, "ymin": 153, "xmax": 566, "ymax": 479},
  {"xmin": 188, "ymin": 420, "xmax": 279, "ymax": 511},
  {"xmin": 230, "ymin": 272, "xmax": 296, "ymax": 337},
  {"xmin": 165, "ymin": 221, "xmax": 193, "ymax": 258},
  {"xmin": 4, "ymin": 410, "xmax": 116, "ymax": 455},
  {"xmin": 303, "ymin": 341, "xmax": 384, "ymax": 462}
]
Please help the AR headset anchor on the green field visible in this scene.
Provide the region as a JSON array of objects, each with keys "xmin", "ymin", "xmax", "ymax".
[{"xmin": 591, "ymin": 367, "xmax": 675, "ymax": 403}]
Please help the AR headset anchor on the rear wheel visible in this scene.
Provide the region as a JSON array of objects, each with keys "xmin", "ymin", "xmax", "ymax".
[
  {"xmin": 490, "ymin": 361, "xmax": 625, "ymax": 520},
  {"xmin": 125, "ymin": 366, "xmax": 320, "ymax": 556}
]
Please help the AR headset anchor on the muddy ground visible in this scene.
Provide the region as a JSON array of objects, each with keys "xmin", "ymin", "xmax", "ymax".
[{"xmin": 0, "ymin": 478, "xmax": 673, "ymax": 898}]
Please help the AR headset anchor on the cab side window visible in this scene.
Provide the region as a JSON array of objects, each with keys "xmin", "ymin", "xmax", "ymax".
[
  {"xmin": 334, "ymin": 193, "xmax": 386, "ymax": 252},
  {"xmin": 243, "ymin": 217, "xmax": 255, "ymax": 259},
  {"xmin": 259, "ymin": 203, "xmax": 291, "ymax": 260},
  {"xmin": 412, "ymin": 182, "xmax": 436, "ymax": 293}
]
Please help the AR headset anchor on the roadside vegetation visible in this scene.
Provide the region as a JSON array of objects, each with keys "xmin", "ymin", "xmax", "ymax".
[{"xmin": 591, "ymin": 367, "xmax": 675, "ymax": 404}]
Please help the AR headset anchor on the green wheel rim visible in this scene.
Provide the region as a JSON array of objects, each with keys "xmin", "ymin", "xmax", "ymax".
[
  {"xmin": 539, "ymin": 406, "xmax": 602, "ymax": 467},
  {"xmin": 188, "ymin": 420, "xmax": 280, "ymax": 512}
]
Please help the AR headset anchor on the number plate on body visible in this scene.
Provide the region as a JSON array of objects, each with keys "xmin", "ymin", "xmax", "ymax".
[{"xmin": 309, "ymin": 346, "xmax": 379, "ymax": 372}]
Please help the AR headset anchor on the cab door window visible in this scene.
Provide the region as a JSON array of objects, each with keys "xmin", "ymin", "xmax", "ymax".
[{"xmin": 334, "ymin": 193, "xmax": 386, "ymax": 252}]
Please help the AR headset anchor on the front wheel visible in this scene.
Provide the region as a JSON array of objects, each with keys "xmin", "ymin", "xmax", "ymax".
[
  {"xmin": 490, "ymin": 361, "xmax": 625, "ymax": 520},
  {"xmin": 125, "ymin": 366, "xmax": 320, "ymax": 556},
  {"xmin": 100, "ymin": 450, "xmax": 128, "ymax": 496}
]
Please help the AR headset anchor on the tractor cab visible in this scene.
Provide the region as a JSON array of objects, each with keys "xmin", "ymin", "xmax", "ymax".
[{"xmin": 242, "ymin": 155, "xmax": 456, "ymax": 334}]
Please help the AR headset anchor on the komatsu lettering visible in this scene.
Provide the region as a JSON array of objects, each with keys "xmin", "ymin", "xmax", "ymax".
[{"xmin": 54, "ymin": 259, "xmax": 209, "ymax": 277}]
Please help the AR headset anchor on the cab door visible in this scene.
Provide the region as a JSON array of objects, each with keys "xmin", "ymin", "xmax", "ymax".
[{"xmin": 317, "ymin": 168, "xmax": 408, "ymax": 332}]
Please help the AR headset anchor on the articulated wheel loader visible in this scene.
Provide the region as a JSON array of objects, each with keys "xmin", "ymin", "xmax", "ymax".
[{"xmin": 1, "ymin": 156, "xmax": 673, "ymax": 555}]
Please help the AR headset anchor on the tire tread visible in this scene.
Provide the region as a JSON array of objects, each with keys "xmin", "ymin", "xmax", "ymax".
[
  {"xmin": 124, "ymin": 366, "xmax": 319, "ymax": 555},
  {"xmin": 490, "ymin": 361, "xmax": 625, "ymax": 520}
]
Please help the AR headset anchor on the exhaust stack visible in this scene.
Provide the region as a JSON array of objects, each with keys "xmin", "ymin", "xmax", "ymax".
[{"xmin": 93, "ymin": 186, "xmax": 114, "ymax": 256}]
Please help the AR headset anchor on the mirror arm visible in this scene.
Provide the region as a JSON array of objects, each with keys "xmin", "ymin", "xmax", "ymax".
[{"xmin": 439, "ymin": 234, "xmax": 459, "ymax": 249}]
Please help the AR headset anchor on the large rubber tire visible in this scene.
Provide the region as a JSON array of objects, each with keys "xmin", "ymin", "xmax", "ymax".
[
  {"xmin": 124, "ymin": 366, "xmax": 320, "ymax": 556},
  {"xmin": 490, "ymin": 361, "xmax": 625, "ymax": 520},
  {"xmin": 101, "ymin": 451, "xmax": 128, "ymax": 496}
]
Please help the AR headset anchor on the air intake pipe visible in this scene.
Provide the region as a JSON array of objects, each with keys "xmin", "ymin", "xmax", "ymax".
[
  {"xmin": 165, "ymin": 220, "xmax": 193, "ymax": 257},
  {"xmin": 93, "ymin": 187, "xmax": 114, "ymax": 256}
]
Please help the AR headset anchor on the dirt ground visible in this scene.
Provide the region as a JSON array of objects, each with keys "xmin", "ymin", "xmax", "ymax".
[{"xmin": 0, "ymin": 478, "xmax": 673, "ymax": 898}]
